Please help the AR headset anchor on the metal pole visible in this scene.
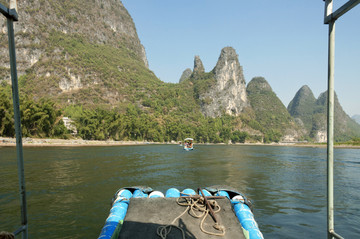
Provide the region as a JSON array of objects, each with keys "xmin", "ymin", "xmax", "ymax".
[
  {"xmin": 325, "ymin": 1, "xmax": 335, "ymax": 238},
  {"xmin": 327, "ymin": 20, "xmax": 335, "ymax": 239},
  {"xmin": 324, "ymin": 1, "xmax": 360, "ymax": 238},
  {"xmin": 6, "ymin": 1, "xmax": 28, "ymax": 238}
]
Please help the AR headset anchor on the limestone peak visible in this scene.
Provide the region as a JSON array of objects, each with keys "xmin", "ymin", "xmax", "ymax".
[
  {"xmin": 195, "ymin": 47, "xmax": 249, "ymax": 117},
  {"xmin": 193, "ymin": 55, "xmax": 205, "ymax": 74}
]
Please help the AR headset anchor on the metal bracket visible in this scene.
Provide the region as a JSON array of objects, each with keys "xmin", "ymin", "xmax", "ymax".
[
  {"xmin": 0, "ymin": 3, "xmax": 18, "ymax": 21},
  {"xmin": 324, "ymin": 0, "xmax": 360, "ymax": 24}
]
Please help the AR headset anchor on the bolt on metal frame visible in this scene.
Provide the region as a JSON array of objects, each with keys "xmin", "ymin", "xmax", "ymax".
[
  {"xmin": 0, "ymin": 0, "xmax": 28, "ymax": 238},
  {"xmin": 323, "ymin": 0, "xmax": 360, "ymax": 239}
]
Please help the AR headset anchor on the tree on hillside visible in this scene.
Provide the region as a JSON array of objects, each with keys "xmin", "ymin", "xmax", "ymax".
[{"xmin": 0, "ymin": 91, "xmax": 14, "ymax": 136}]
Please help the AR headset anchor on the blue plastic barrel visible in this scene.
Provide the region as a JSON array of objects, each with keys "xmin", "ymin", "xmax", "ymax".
[
  {"xmin": 199, "ymin": 189, "xmax": 212, "ymax": 196},
  {"xmin": 215, "ymin": 190, "xmax": 230, "ymax": 199},
  {"xmin": 165, "ymin": 188, "xmax": 180, "ymax": 198},
  {"xmin": 116, "ymin": 189, "xmax": 132, "ymax": 200},
  {"xmin": 98, "ymin": 189, "xmax": 132, "ymax": 239},
  {"xmin": 181, "ymin": 188, "xmax": 196, "ymax": 196},
  {"xmin": 98, "ymin": 220, "xmax": 120, "ymax": 239},
  {"xmin": 132, "ymin": 189, "xmax": 148, "ymax": 198},
  {"xmin": 233, "ymin": 202, "xmax": 263, "ymax": 239},
  {"xmin": 248, "ymin": 229, "xmax": 264, "ymax": 239}
]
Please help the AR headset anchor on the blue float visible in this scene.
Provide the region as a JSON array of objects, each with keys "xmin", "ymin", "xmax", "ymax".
[{"xmin": 98, "ymin": 187, "xmax": 264, "ymax": 239}]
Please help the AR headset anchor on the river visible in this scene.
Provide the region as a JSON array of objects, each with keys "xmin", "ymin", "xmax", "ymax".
[{"xmin": 0, "ymin": 145, "xmax": 359, "ymax": 238}]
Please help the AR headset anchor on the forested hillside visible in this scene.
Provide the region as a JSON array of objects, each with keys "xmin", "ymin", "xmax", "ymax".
[
  {"xmin": 0, "ymin": 0, "xmax": 294, "ymax": 144},
  {"xmin": 1, "ymin": 0, "xmax": 359, "ymax": 144},
  {"xmin": 246, "ymin": 77, "xmax": 301, "ymax": 142},
  {"xmin": 287, "ymin": 85, "xmax": 316, "ymax": 133},
  {"xmin": 288, "ymin": 86, "xmax": 360, "ymax": 142}
]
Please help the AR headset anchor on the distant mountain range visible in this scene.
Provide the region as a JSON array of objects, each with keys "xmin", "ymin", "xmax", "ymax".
[
  {"xmin": 288, "ymin": 86, "xmax": 360, "ymax": 142},
  {"xmin": 0, "ymin": 0, "xmax": 359, "ymax": 143}
]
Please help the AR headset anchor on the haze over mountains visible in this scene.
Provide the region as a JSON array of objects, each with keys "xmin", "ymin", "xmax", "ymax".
[
  {"xmin": 352, "ymin": 115, "xmax": 360, "ymax": 124},
  {"xmin": 0, "ymin": 0, "xmax": 359, "ymax": 143}
]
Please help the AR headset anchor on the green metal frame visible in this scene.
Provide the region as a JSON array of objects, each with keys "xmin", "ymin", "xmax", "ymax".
[
  {"xmin": 1, "ymin": 1, "xmax": 28, "ymax": 239},
  {"xmin": 323, "ymin": 1, "xmax": 360, "ymax": 239}
]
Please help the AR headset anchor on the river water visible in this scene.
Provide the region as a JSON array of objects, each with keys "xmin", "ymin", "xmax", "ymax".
[{"xmin": 0, "ymin": 145, "xmax": 359, "ymax": 238}]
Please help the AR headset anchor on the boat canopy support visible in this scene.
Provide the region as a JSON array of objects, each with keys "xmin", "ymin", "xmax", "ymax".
[
  {"xmin": 1, "ymin": 1, "xmax": 28, "ymax": 238},
  {"xmin": 323, "ymin": 1, "xmax": 359, "ymax": 239}
]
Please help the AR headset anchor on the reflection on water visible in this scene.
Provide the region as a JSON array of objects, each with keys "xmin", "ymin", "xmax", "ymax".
[{"xmin": 0, "ymin": 145, "xmax": 359, "ymax": 238}]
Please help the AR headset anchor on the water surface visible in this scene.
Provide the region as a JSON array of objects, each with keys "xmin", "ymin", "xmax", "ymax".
[{"xmin": 0, "ymin": 145, "xmax": 359, "ymax": 238}]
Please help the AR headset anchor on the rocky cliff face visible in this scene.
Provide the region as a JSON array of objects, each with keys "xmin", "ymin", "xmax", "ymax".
[
  {"xmin": 195, "ymin": 47, "xmax": 249, "ymax": 117},
  {"xmin": 0, "ymin": 0, "xmax": 148, "ymax": 83},
  {"xmin": 0, "ymin": 0, "xmax": 157, "ymax": 109}
]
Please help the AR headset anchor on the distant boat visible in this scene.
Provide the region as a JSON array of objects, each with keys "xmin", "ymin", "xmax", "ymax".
[{"xmin": 183, "ymin": 138, "xmax": 194, "ymax": 151}]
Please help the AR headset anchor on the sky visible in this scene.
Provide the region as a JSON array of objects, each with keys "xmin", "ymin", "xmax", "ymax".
[{"xmin": 121, "ymin": 0, "xmax": 360, "ymax": 117}]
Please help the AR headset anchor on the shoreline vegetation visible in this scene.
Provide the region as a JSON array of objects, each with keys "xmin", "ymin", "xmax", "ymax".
[{"xmin": 1, "ymin": 137, "xmax": 359, "ymax": 149}]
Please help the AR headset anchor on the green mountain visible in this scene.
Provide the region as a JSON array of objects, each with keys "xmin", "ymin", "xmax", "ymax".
[
  {"xmin": 185, "ymin": 49, "xmax": 302, "ymax": 143},
  {"xmin": 0, "ymin": 0, "xmax": 156, "ymax": 109},
  {"xmin": 287, "ymin": 85, "xmax": 316, "ymax": 133},
  {"xmin": 246, "ymin": 77, "xmax": 301, "ymax": 142},
  {"xmin": 3, "ymin": 0, "xmax": 356, "ymax": 144},
  {"xmin": 0, "ymin": 0, "xmax": 201, "ymax": 141},
  {"xmin": 313, "ymin": 92, "xmax": 360, "ymax": 142},
  {"xmin": 288, "ymin": 86, "xmax": 360, "ymax": 142}
]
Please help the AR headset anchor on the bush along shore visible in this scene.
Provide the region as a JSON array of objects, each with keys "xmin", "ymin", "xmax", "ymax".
[
  {"xmin": 1, "ymin": 137, "xmax": 359, "ymax": 148},
  {"xmin": 0, "ymin": 137, "xmax": 161, "ymax": 147}
]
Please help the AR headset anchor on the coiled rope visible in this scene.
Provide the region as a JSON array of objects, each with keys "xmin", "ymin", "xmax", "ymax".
[{"xmin": 157, "ymin": 195, "xmax": 226, "ymax": 238}]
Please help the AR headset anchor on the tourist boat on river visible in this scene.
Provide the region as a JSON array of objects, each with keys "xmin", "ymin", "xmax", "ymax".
[
  {"xmin": 183, "ymin": 138, "xmax": 194, "ymax": 151},
  {"xmin": 98, "ymin": 186, "xmax": 263, "ymax": 239}
]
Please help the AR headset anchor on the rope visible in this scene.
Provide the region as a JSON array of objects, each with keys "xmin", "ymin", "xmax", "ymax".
[
  {"xmin": 157, "ymin": 224, "xmax": 186, "ymax": 239},
  {"xmin": 156, "ymin": 204, "xmax": 188, "ymax": 239},
  {"xmin": 157, "ymin": 195, "xmax": 225, "ymax": 238}
]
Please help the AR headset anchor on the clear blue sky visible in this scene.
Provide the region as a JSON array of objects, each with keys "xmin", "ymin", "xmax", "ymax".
[{"xmin": 122, "ymin": 0, "xmax": 360, "ymax": 117}]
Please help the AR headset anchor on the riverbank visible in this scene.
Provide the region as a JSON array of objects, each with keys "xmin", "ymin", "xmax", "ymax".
[
  {"xmin": 1, "ymin": 137, "xmax": 359, "ymax": 148},
  {"xmin": 0, "ymin": 137, "xmax": 160, "ymax": 147}
]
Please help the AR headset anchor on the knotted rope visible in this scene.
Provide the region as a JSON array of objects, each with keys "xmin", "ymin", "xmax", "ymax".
[{"xmin": 157, "ymin": 193, "xmax": 226, "ymax": 238}]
